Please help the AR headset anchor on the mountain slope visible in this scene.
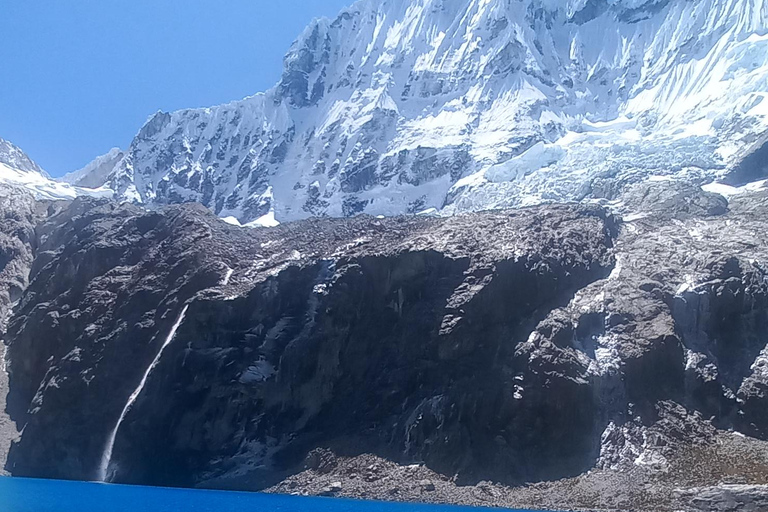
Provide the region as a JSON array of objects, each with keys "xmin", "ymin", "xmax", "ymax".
[
  {"xmin": 95, "ymin": 0, "xmax": 768, "ymax": 224},
  {"xmin": 60, "ymin": 148, "xmax": 124, "ymax": 189},
  {"xmin": 0, "ymin": 187, "xmax": 39, "ymax": 476}
]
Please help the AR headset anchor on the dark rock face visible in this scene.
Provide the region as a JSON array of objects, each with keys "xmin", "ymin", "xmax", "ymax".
[
  {"xmin": 279, "ymin": 23, "xmax": 331, "ymax": 108},
  {"xmin": 5, "ymin": 199, "xmax": 617, "ymax": 485},
  {"xmin": 118, "ymin": 223, "xmax": 614, "ymax": 488},
  {"xmin": 0, "ymin": 185, "xmax": 59, "ymax": 475},
  {"xmin": 723, "ymin": 135, "xmax": 768, "ymax": 186},
  {"xmin": 4, "ymin": 185, "xmax": 768, "ymax": 510},
  {"xmin": 5, "ymin": 199, "xmax": 226, "ymax": 479},
  {"xmin": 0, "ymin": 189, "xmax": 34, "ymax": 476},
  {"xmin": 137, "ymin": 112, "xmax": 172, "ymax": 141}
]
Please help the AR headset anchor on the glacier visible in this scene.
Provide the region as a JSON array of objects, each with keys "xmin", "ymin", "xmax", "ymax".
[{"xmin": 68, "ymin": 0, "xmax": 768, "ymax": 223}]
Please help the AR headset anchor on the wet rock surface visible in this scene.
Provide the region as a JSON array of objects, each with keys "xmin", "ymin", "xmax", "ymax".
[{"xmin": 2, "ymin": 184, "xmax": 768, "ymax": 511}]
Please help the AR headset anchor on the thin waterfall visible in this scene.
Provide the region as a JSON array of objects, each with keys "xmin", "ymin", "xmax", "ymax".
[{"xmin": 96, "ymin": 304, "xmax": 189, "ymax": 482}]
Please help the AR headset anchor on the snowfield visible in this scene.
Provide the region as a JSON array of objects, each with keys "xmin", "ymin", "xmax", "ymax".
[{"xmin": 0, "ymin": 156, "xmax": 112, "ymax": 202}]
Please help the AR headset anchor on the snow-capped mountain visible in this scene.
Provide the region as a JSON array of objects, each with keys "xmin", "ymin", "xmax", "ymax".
[
  {"xmin": 61, "ymin": 147, "xmax": 124, "ymax": 189},
  {"xmin": 0, "ymin": 138, "xmax": 112, "ymax": 201},
  {"xmin": 0, "ymin": 138, "xmax": 47, "ymax": 176},
  {"xmin": 81, "ymin": 0, "xmax": 768, "ymax": 223}
]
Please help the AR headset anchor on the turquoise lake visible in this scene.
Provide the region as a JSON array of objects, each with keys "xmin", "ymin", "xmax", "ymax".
[{"xmin": 0, "ymin": 477, "xmax": 538, "ymax": 512}]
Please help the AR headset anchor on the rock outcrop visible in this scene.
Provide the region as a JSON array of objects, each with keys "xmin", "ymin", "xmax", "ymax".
[{"xmin": 677, "ymin": 485, "xmax": 768, "ymax": 512}]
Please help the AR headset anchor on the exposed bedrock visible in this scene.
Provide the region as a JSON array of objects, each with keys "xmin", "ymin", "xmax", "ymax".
[
  {"xmin": 5, "ymin": 199, "xmax": 618, "ymax": 485},
  {"xmin": 5, "ymin": 189, "xmax": 768, "ymax": 497}
]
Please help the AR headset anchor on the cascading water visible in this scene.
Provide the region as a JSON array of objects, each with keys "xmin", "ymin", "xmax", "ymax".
[{"xmin": 96, "ymin": 304, "xmax": 190, "ymax": 482}]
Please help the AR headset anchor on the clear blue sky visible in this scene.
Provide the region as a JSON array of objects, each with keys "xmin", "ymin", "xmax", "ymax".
[{"xmin": 0, "ymin": 1, "xmax": 354, "ymax": 177}]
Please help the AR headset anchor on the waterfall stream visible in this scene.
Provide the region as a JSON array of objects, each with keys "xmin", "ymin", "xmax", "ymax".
[{"xmin": 96, "ymin": 304, "xmax": 189, "ymax": 482}]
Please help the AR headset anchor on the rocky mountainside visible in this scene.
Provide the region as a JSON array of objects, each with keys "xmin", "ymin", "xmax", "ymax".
[
  {"xmin": 64, "ymin": 0, "xmax": 768, "ymax": 225},
  {"xmin": 0, "ymin": 184, "xmax": 67, "ymax": 475},
  {"xmin": 0, "ymin": 187, "xmax": 36, "ymax": 476},
  {"xmin": 2, "ymin": 184, "xmax": 768, "ymax": 511}
]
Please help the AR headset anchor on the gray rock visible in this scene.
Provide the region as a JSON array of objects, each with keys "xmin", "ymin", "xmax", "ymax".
[
  {"xmin": 617, "ymin": 179, "xmax": 729, "ymax": 220},
  {"xmin": 320, "ymin": 481, "xmax": 343, "ymax": 496},
  {"xmin": 4, "ymin": 200, "xmax": 617, "ymax": 484},
  {"xmin": 678, "ymin": 485, "xmax": 768, "ymax": 511},
  {"xmin": 419, "ymin": 479, "xmax": 436, "ymax": 492}
]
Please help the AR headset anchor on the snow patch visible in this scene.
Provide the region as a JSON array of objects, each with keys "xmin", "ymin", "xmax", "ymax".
[
  {"xmin": 608, "ymin": 257, "xmax": 623, "ymax": 281},
  {"xmin": 676, "ymin": 275, "xmax": 697, "ymax": 296},
  {"xmin": 244, "ymin": 211, "xmax": 280, "ymax": 228},
  {"xmin": 221, "ymin": 266, "xmax": 235, "ymax": 286},
  {"xmin": 622, "ymin": 213, "xmax": 648, "ymax": 222},
  {"xmin": 485, "ymin": 143, "xmax": 567, "ymax": 183},
  {"xmin": 0, "ymin": 162, "xmax": 113, "ymax": 201},
  {"xmin": 221, "ymin": 216, "xmax": 242, "ymax": 227},
  {"xmin": 702, "ymin": 179, "xmax": 768, "ymax": 198}
]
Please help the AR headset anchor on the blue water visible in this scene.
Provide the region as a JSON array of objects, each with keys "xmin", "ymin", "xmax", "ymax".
[{"xmin": 0, "ymin": 477, "xmax": 536, "ymax": 512}]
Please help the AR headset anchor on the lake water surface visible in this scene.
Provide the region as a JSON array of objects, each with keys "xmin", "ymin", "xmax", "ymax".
[{"xmin": 0, "ymin": 477, "xmax": 537, "ymax": 512}]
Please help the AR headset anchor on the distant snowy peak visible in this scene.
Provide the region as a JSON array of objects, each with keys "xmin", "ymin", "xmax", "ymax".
[
  {"xmin": 0, "ymin": 137, "xmax": 113, "ymax": 202},
  {"xmin": 99, "ymin": 0, "xmax": 768, "ymax": 223},
  {"xmin": 61, "ymin": 147, "xmax": 124, "ymax": 188},
  {"xmin": 0, "ymin": 138, "xmax": 47, "ymax": 177}
]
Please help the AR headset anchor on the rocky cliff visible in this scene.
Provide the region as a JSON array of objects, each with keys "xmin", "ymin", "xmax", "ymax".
[
  {"xmin": 3, "ymin": 184, "xmax": 768, "ymax": 511},
  {"xmin": 4, "ymin": 197, "xmax": 616, "ymax": 483},
  {"xmin": 0, "ymin": 184, "xmax": 64, "ymax": 475},
  {"xmin": 0, "ymin": 188, "xmax": 33, "ymax": 475}
]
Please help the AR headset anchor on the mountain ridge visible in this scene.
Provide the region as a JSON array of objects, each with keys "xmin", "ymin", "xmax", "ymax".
[
  {"xmin": 63, "ymin": 0, "xmax": 768, "ymax": 224},
  {"xmin": 60, "ymin": 147, "xmax": 124, "ymax": 189}
]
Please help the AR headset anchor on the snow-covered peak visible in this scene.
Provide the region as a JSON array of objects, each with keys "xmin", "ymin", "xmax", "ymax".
[
  {"xmin": 61, "ymin": 147, "xmax": 124, "ymax": 188},
  {"xmin": 0, "ymin": 138, "xmax": 47, "ymax": 177},
  {"xmin": 0, "ymin": 137, "xmax": 114, "ymax": 201},
  {"xmin": 94, "ymin": 0, "xmax": 768, "ymax": 223}
]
